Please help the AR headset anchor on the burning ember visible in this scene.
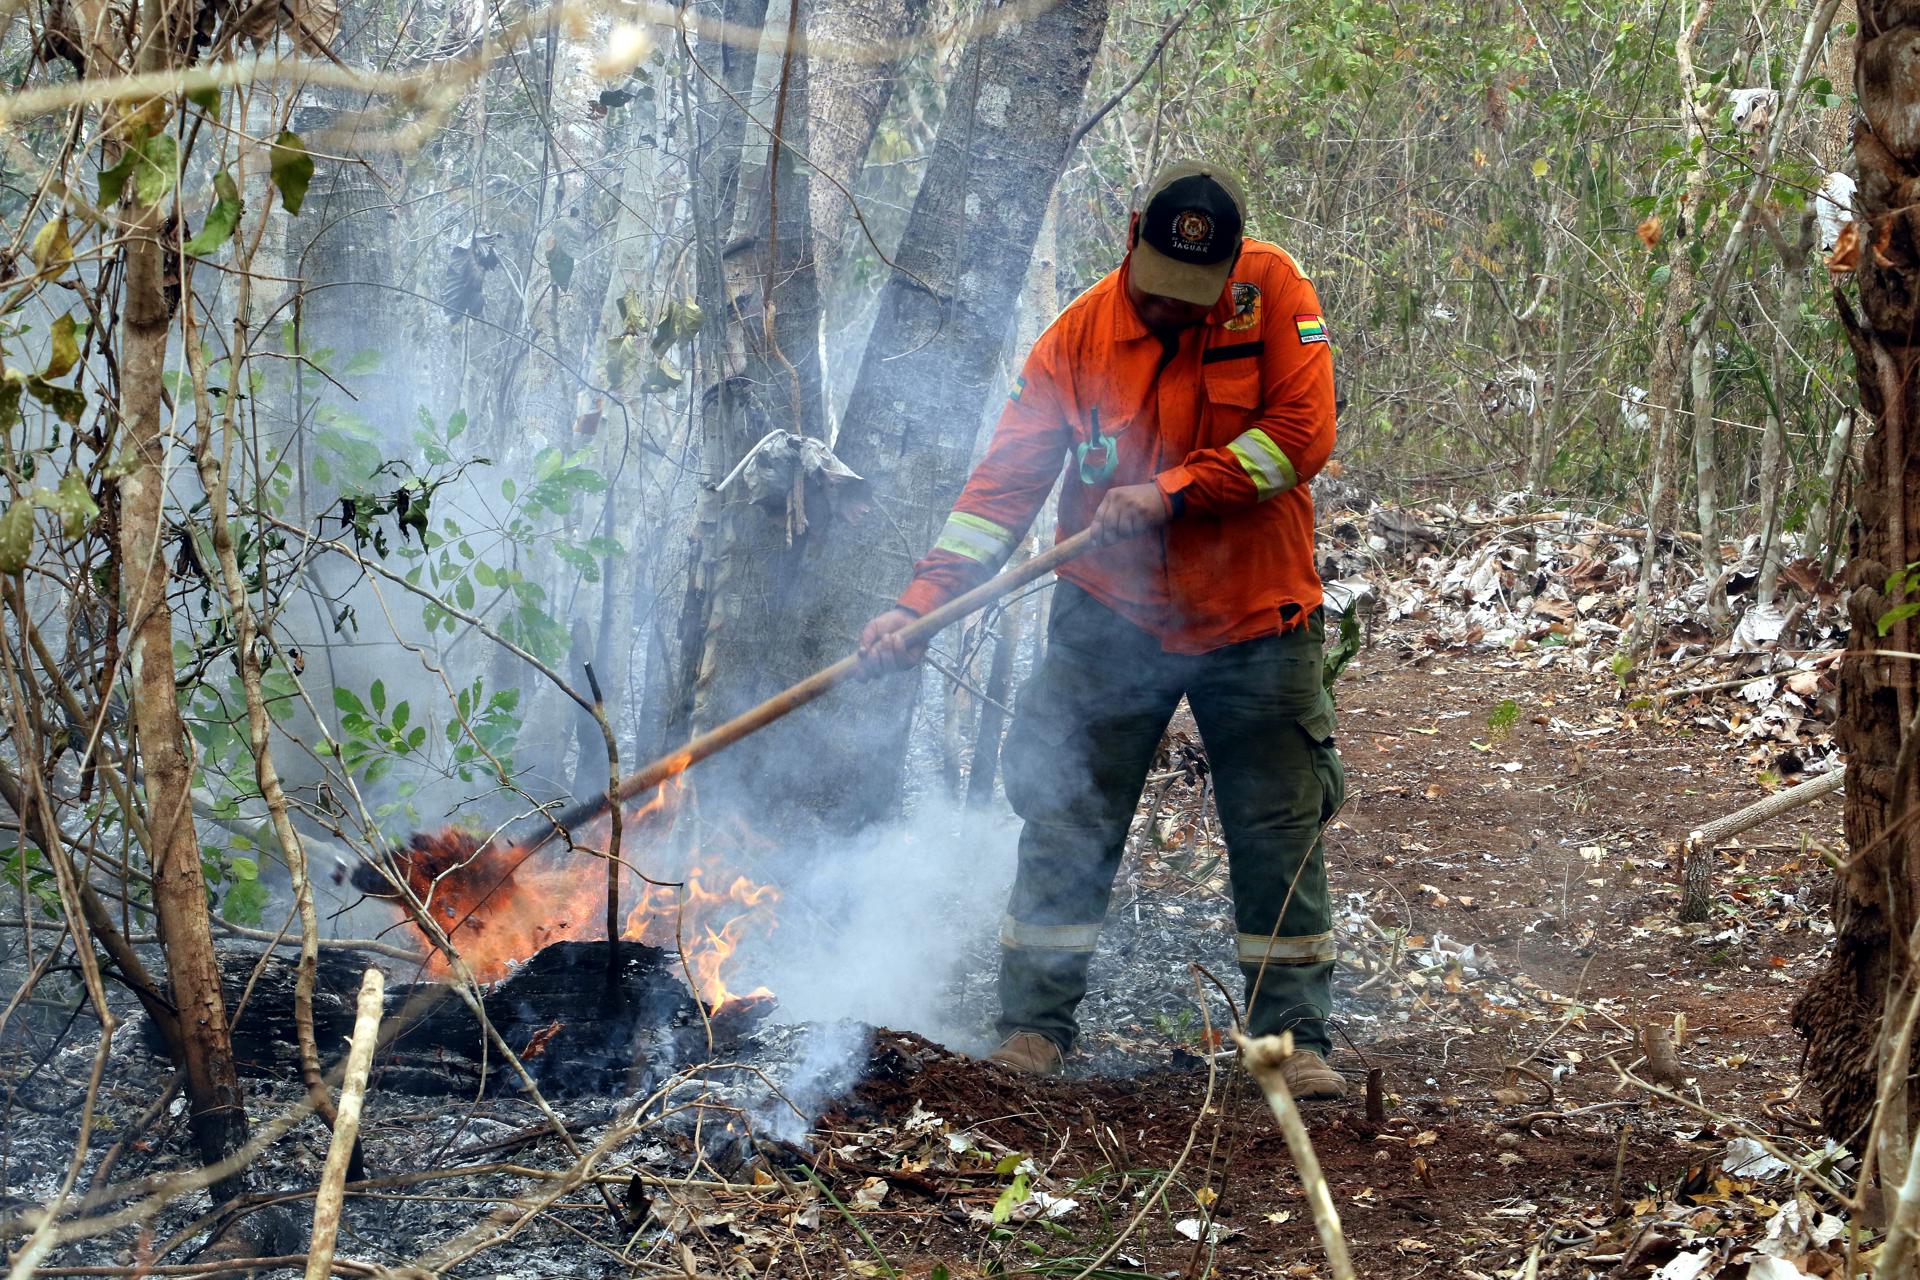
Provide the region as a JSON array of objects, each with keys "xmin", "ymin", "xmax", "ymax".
[{"xmin": 384, "ymin": 788, "xmax": 778, "ymax": 1011}]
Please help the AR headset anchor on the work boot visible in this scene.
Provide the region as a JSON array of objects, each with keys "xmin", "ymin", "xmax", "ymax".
[
  {"xmin": 1277, "ymin": 1049, "xmax": 1347, "ymax": 1101},
  {"xmin": 987, "ymin": 1031, "xmax": 1065, "ymax": 1076}
]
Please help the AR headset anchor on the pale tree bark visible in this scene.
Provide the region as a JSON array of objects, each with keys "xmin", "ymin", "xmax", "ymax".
[
  {"xmin": 1795, "ymin": 0, "xmax": 1920, "ymax": 1151},
  {"xmin": 667, "ymin": 0, "xmax": 937, "ymax": 759},
  {"xmin": 807, "ymin": 0, "xmax": 933, "ymax": 272},
  {"xmin": 650, "ymin": 0, "xmax": 776, "ymax": 753},
  {"xmin": 734, "ymin": 0, "xmax": 1110, "ymax": 829},
  {"xmin": 115, "ymin": 2, "xmax": 249, "ymax": 1192},
  {"xmin": 1631, "ymin": 0, "xmax": 1715, "ymax": 654},
  {"xmin": 1756, "ymin": 218, "xmax": 1811, "ymax": 608},
  {"xmin": 682, "ymin": 12, "xmax": 834, "ymax": 743},
  {"xmin": 1688, "ymin": 329, "xmax": 1727, "ymax": 627}
]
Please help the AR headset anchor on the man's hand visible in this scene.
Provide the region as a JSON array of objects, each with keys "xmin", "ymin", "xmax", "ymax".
[
  {"xmin": 1090, "ymin": 483, "xmax": 1173, "ymax": 547},
  {"xmin": 857, "ymin": 608, "xmax": 928, "ymax": 678}
]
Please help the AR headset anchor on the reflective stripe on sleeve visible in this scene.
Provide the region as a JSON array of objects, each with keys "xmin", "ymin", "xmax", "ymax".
[
  {"xmin": 1225, "ymin": 428, "xmax": 1298, "ymax": 500},
  {"xmin": 1236, "ymin": 931, "xmax": 1335, "ymax": 964},
  {"xmin": 1001, "ymin": 915, "xmax": 1103, "ymax": 952},
  {"xmin": 933, "ymin": 511, "xmax": 1019, "ymax": 567}
]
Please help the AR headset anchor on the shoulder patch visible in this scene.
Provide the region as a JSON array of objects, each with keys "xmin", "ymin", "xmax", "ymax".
[
  {"xmin": 1009, "ymin": 374, "xmax": 1026, "ymax": 403},
  {"xmin": 1294, "ymin": 313, "xmax": 1328, "ymax": 345},
  {"xmin": 1225, "ymin": 281, "xmax": 1261, "ymax": 332}
]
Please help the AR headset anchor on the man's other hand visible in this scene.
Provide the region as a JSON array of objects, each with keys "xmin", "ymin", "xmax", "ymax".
[
  {"xmin": 1090, "ymin": 483, "xmax": 1173, "ymax": 547},
  {"xmin": 858, "ymin": 608, "xmax": 928, "ymax": 678}
]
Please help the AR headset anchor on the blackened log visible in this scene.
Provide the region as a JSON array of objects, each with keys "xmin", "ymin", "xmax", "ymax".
[{"xmin": 144, "ymin": 941, "xmax": 759, "ymax": 1096}]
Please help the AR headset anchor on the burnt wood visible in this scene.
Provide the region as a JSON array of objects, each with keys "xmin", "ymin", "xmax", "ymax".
[{"xmin": 144, "ymin": 941, "xmax": 757, "ymax": 1096}]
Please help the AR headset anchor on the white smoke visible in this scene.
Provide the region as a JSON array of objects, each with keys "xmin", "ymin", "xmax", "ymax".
[{"xmin": 741, "ymin": 798, "xmax": 1019, "ymax": 1049}]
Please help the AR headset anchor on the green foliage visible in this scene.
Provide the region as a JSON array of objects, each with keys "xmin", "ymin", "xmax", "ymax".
[
  {"xmin": 4, "ymin": 846, "xmax": 61, "ymax": 922},
  {"xmin": 198, "ymin": 839, "xmax": 269, "ymax": 925},
  {"xmin": 183, "ymin": 170, "xmax": 243, "ymax": 255},
  {"xmin": 1487, "ymin": 697, "xmax": 1520, "ymax": 736},
  {"xmin": 1323, "ymin": 606, "xmax": 1361, "ymax": 692},
  {"xmin": 269, "ymin": 131, "xmax": 314, "ymax": 215}
]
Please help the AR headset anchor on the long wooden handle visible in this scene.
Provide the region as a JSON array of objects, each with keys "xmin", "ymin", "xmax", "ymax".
[{"xmin": 529, "ymin": 527, "xmax": 1097, "ymax": 847}]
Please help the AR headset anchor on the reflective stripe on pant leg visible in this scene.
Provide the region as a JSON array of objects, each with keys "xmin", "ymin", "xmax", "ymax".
[
  {"xmin": 1237, "ymin": 930, "xmax": 1335, "ymax": 964},
  {"xmin": 1003, "ymin": 916, "xmax": 1104, "ymax": 951}
]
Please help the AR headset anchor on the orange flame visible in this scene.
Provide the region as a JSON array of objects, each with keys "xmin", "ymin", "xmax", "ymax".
[{"xmin": 391, "ymin": 778, "xmax": 778, "ymax": 1011}]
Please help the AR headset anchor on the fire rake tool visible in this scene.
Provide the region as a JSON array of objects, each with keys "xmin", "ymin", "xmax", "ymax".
[{"xmin": 521, "ymin": 526, "xmax": 1098, "ymax": 859}]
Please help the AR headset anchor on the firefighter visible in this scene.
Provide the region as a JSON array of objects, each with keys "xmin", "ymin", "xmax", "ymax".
[{"xmin": 858, "ymin": 160, "xmax": 1345, "ymax": 1099}]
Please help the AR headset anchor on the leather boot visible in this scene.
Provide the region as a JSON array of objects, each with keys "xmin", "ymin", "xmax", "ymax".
[
  {"xmin": 986, "ymin": 1031, "xmax": 1065, "ymax": 1076},
  {"xmin": 1277, "ymin": 1048, "xmax": 1347, "ymax": 1101}
]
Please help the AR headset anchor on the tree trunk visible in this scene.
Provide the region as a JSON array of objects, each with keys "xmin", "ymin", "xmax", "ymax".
[
  {"xmin": 1631, "ymin": 0, "xmax": 1715, "ymax": 655},
  {"xmin": 1689, "ymin": 331, "xmax": 1728, "ymax": 628},
  {"xmin": 116, "ymin": 85, "xmax": 250, "ymax": 1197},
  {"xmin": 1795, "ymin": 0, "xmax": 1920, "ymax": 1150},
  {"xmin": 724, "ymin": 0, "xmax": 1109, "ymax": 830},
  {"xmin": 808, "ymin": 0, "xmax": 933, "ymax": 272},
  {"xmin": 652, "ymin": 0, "xmax": 777, "ymax": 755}
]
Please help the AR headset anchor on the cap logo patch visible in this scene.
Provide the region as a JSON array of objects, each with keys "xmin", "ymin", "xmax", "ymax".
[{"xmin": 1170, "ymin": 210, "xmax": 1215, "ymax": 253}]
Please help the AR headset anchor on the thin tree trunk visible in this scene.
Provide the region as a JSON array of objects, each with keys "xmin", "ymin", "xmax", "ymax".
[
  {"xmin": 1756, "ymin": 222, "xmax": 1807, "ymax": 608},
  {"xmin": 1689, "ymin": 330, "xmax": 1727, "ymax": 627},
  {"xmin": 115, "ymin": 38, "xmax": 250, "ymax": 1192},
  {"xmin": 1631, "ymin": 0, "xmax": 1715, "ymax": 654}
]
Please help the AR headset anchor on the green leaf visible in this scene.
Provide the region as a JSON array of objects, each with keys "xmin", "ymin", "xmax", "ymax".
[
  {"xmin": 224, "ymin": 875, "xmax": 268, "ymax": 926},
  {"xmin": 342, "ymin": 348, "xmax": 382, "ymax": 375},
  {"xmin": 26, "ymin": 378, "xmax": 85, "ymax": 425},
  {"xmin": 44, "ymin": 313, "xmax": 80, "ymax": 380},
  {"xmin": 1879, "ymin": 602, "xmax": 1920, "ymax": 636},
  {"xmin": 99, "ymin": 147, "xmax": 138, "ymax": 205},
  {"xmin": 454, "ymin": 576, "xmax": 475, "ymax": 609},
  {"xmin": 187, "ymin": 84, "xmax": 221, "ymax": 116},
  {"xmin": 991, "ymin": 1172, "xmax": 1030, "ymax": 1224},
  {"xmin": 333, "ymin": 686, "xmax": 367, "ymax": 716},
  {"xmin": 49, "ymin": 472, "xmax": 98, "ymax": 539},
  {"xmin": 183, "ymin": 169, "xmax": 243, "ymax": 255},
  {"xmin": 0, "ymin": 500, "xmax": 33, "ymax": 572},
  {"xmin": 370, "ymin": 678, "xmax": 386, "ymax": 714},
  {"xmin": 133, "ymin": 134, "xmax": 179, "ymax": 207},
  {"xmin": 269, "ymin": 131, "xmax": 315, "ymax": 215},
  {"xmin": 30, "ymin": 216, "xmax": 71, "ymax": 271}
]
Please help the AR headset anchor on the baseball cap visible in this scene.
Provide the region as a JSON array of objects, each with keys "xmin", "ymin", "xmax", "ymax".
[{"xmin": 1130, "ymin": 160, "xmax": 1248, "ymax": 306}]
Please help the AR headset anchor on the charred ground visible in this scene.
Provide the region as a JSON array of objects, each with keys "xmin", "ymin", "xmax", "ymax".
[{"xmin": 2, "ymin": 599, "xmax": 1842, "ymax": 1278}]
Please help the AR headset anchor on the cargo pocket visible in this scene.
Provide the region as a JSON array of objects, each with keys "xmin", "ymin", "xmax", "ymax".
[
  {"xmin": 1002, "ymin": 672, "xmax": 1070, "ymax": 819},
  {"xmin": 1296, "ymin": 693, "xmax": 1345, "ymax": 827}
]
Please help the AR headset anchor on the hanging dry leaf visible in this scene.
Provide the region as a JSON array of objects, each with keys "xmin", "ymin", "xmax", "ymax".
[
  {"xmin": 1826, "ymin": 219, "xmax": 1862, "ymax": 273},
  {"xmin": 1636, "ymin": 215, "xmax": 1662, "ymax": 248},
  {"xmin": 1874, "ymin": 217, "xmax": 1898, "ymax": 269}
]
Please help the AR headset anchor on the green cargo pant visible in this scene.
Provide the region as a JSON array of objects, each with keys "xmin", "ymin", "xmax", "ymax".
[{"xmin": 997, "ymin": 582, "xmax": 1344, "ymax": 1055}]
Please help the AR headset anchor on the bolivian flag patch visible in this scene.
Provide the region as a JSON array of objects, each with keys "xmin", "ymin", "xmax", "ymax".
[
  {"xmin": 1295, "ymin": 314, "xmax": 1328, "ymax": 345},
  {"xmin": 1009, "ymin": 375, "xmax": 1026, "ymax": 403}
]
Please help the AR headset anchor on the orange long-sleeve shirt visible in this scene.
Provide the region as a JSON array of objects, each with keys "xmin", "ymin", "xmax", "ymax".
[{"xmin": 897, "ymin": 239, "xmax": 1336, "ymax": 654}]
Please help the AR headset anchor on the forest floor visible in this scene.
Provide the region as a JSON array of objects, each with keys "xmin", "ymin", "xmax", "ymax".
[
  {"xmin": 5, "ymin": 608, "xmax": 1848, "ymax": 1279},
  {"xmin": 797, "ymin": 618, "xmax": 1847, "ymax": 1280}
]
